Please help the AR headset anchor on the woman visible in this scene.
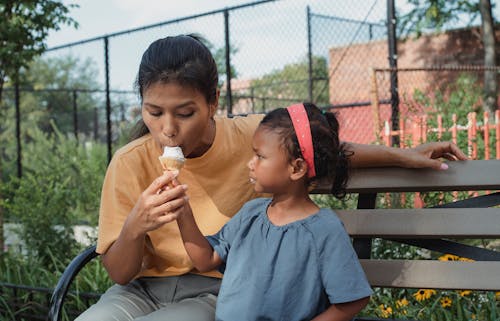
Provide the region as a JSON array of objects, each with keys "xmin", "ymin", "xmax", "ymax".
[{"xmin": 76, "ymin": 34, "xmax": 466, "ymax": 321}]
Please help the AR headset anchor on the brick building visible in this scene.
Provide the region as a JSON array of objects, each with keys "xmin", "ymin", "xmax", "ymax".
[{"xmin": 328, "ymin": 26, "xmax": 500, "ymax": 144}]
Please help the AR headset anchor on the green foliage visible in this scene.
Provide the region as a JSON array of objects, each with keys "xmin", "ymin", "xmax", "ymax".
[
  {"xmin": 398, "ymin": 0, "xmax": 481, "ymax": 37},
  {"xmin": 407, "ymin": 73, "xmax": 490, "ymax": 156},
  {"xmin": 2, "ymin": 124, "xmax": 106, "ymax": 267},
  {"xmin": 250, "ymin": 56, "xmax": 329, "ymax": 112},
  {"xmin": 0, "ymin": 0, "xmax": 78, "ymax": 98},
  {"xmin": 360, "ymin": 287, "xmax": 500, "ymax": 320},
  {"xmin": 0, "ymin": 249, "xmax": 113, "ymax": 321}
]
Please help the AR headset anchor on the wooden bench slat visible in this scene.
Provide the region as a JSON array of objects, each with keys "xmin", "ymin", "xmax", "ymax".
[
  {"xmin": 361, "ymin": 260, "xmax": 500, "ymax": 290},
  {"xmin": 337, "ymin": 208, "xmax": 500, "ymax": 238},
  {"xmin": 313, "ymin": 160, "xmax": 500, "ymax": 193}
]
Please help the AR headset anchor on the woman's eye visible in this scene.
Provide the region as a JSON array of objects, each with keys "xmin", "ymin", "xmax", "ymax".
[
  {"xmin": 177, "ymin": 112, "xmax": 194, "ymax": 118},
  {"xmin": 149, "ymin": 110, "xmax": 162, "ymax": 117}
]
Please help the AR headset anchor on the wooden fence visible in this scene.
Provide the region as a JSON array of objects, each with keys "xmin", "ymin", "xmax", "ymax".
[
  {"xmin": 380, "ymin": 110, "xmax": 500, "ymax": 208},
  {"xmin": 381, "ymin": 110, "xmax": 500, "ymax": 160}
]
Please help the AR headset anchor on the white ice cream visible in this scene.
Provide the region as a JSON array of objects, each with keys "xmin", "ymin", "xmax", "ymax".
[{"xmin": 161, "ymin": 146, "xmax": 185, "ymax": 161}]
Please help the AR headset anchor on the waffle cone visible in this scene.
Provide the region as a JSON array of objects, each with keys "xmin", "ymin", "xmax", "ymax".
[{"xmin": 159, "ymin": 157, "xmax": 185, "ymax": 171}]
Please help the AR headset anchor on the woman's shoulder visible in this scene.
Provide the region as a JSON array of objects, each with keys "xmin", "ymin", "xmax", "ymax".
[
  {"xmin": 216, "ymin": 114, "xmax": 264, "ymax": 137},
  {"xmin": 109, "ymin": 134, "xmax": 158, "ymax": 170}
]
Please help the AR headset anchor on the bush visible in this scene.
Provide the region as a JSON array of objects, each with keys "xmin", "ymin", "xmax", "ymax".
[{"xmin": 2, "ymin": 124, "xmax": 106, "ymax": 267}]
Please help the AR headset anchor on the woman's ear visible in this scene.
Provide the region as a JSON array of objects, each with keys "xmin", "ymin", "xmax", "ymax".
[
  {"xmin": 289, "ymin": 158, "xmax": 308, "ymax": 181},
  {"xmin": 209, "ymin": 89, "xmax": 220, "ymax": 118}
]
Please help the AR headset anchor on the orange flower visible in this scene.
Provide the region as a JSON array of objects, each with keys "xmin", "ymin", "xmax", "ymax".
[
  {"xmin": 378, "ymin": 304, "xmax": 393, "ymax": 318},
  {"xmin": 440, "ymin": 297, "xmax": 452, "ymax": 308},
  {"xmin": 459, "ymin": 257, "xmax": 474, "ymax": 262},
  {"xmin": 396, "ymin": 298, "xmax": 409, "ymax": 308},
  {"xmin": 439, "ymin": 254, "xmax": 460, "ymax": 261},
  {"xmin": 459, "ymin": 290, "xmax": 472, "ymax": 297},
  {"xmin": 413, "ymin": 289, "xmax": 436, "ymax": 301}
]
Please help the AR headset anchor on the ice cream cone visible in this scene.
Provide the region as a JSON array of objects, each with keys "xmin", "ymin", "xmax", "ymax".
[
  {"xmin": 159, "ymin": 157, "xmax": 185, "ymax": 171},
  {"xmin": 158, "ymin": 146, "xmax": 185, "ymax": 190}
]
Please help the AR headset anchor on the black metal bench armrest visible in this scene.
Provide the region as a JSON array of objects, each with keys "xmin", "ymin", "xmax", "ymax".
[{"xmin": 47, "ymin": 245, "xmax": 99, "ymax": 321}]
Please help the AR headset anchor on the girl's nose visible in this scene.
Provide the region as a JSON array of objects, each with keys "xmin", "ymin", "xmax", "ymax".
[{"xmin": 247, "ymin": 157, "xmax": 255, "ymax": 170}]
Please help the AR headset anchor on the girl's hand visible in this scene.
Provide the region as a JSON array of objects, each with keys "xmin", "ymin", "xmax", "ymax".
[{"xmin": 124, "ymin": 171, "xmax": 188, "ymax": 238}]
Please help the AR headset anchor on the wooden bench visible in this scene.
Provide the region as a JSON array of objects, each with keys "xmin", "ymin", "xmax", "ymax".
[{"xmin": 47, "ymin": 160, "xmax": 500, "ymax": 321}]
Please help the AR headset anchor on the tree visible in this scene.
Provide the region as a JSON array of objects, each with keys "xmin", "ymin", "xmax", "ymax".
[
  {"xmin": 0, "ymin": 0, "xmax": 78, "ymax": 253},
  {"xmin": 398, "ymin": 0, "xmax": 498, "ymax": 115},
  {"xmin": 249, "ymin": 56, "xmax": 329, "ymax": 112}
]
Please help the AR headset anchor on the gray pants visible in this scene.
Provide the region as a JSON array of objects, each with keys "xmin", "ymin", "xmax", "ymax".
[{"xmin": 75, "ymin": 274, "xmax": 220, "ymax": 321}]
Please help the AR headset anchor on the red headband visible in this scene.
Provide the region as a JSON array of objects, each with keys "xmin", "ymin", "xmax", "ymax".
[{"xmin": 286, "ymin": 104, "xmax": 316, "ymax": 178}]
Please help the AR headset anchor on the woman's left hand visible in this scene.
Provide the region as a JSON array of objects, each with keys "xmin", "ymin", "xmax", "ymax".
[{"xmin": 400, "ymin": 141, "xmax": 468, "ymax": 170}]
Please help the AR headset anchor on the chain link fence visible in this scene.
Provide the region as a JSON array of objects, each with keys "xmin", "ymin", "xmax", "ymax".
[{"xmin": 1, "ymin": 0, "xmax": 499, "ymax": 176}]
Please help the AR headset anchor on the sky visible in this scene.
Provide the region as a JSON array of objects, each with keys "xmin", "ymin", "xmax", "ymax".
[
  {"xmin": 45, "ymin": 0, "xmax": 499, "ymax": 91},
  {"xmin": 44, "ymin": 0, "xmax": 393, "ymax": 90}
]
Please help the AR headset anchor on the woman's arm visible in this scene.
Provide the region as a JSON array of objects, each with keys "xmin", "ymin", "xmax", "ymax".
[
  {"xmin": 101, "ymin": 171, "xmax": 186, "ymax": 285},
  {"xmin": 176, "ymin": 203, "xmax": 222, "ymax": 272},
  {"xmin": 348, "ymin": 141, "xmax": 467, "ymax": 170},
  {"xmin": 311, "ymin": 296, "xmax": 370, "ymax": 321}
]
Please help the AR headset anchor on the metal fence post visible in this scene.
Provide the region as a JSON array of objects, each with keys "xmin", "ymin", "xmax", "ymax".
[
  {"xmin": 224, "ymin": 9, "xmax": 233, "ymax": 116},
  {"xmin": 307, "ymin": 6, "xmax": 313, "ymax": 103},
  {"xmin": 387, "ymin": 0, "xmax": 399, "ymax": 146},
  {"xmin": 104, "ymin": 36, "xmax": 112, "ymax": 163},
  {"xmin": 15, "ymin": 78, "xmax": 22, "ymax": 178}
]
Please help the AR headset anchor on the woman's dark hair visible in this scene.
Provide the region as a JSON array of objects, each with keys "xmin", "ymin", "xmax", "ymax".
[
  {"xmin": 130, "ymin": 34, "xmax": 219, "ymax": 140},
  {"xmin": 258, "ymin": 103, "xmax": 352, "ymax": 198}
]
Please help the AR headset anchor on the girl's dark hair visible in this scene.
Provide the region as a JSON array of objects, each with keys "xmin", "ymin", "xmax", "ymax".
[
  {"xmin": 130, "ymin": 34, "xmax": 219, "ymax": 141},
  {"xmin": 259, "ymin": 103, "xmax": 352, "ymax": 199}
]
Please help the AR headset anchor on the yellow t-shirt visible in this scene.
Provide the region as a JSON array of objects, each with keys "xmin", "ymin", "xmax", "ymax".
[{"xmin": 97, "ymin": 114, "xmax": 264, "ymax": 279}]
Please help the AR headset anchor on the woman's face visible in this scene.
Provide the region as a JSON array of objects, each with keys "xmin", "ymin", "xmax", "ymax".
[{"xmin": 142, "ymin": 82, "xmax": 218, "ymax": 158}]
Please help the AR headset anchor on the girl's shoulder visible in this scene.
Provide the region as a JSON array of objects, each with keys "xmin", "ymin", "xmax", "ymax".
[
  {"xmin": 305, "ymin": 208, "xmax": 347, "ymax": 237},
  {"xmin": 233, "ymin": 197, "xmax": 271, "ymax": 221}
]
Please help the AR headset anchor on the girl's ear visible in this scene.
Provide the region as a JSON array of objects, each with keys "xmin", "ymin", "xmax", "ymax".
[{"xmin": 289, "ymin": 158, "xmax": 308, "ymax": 181}]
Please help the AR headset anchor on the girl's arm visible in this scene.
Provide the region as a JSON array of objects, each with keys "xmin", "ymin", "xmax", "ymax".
[
  {"xmin": 176, "ymin": 203, "xmax": 222, "ymax": 272},
  {"xmin": 311, "ymin": 296, "xmax": 370, "ymax": 321},
  {"xmin": 348, "ymin": 141, "xmax": 467, "ymax": 170}
]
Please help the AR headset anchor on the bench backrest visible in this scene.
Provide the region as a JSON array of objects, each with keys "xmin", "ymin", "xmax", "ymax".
[{"xmin": 313, "ymin": 160, "xmax": 500, "ymax": 291}]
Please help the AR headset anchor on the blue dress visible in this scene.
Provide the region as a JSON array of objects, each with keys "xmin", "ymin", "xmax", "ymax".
[{"xmin": 206, "ymin": 198, "xmax": 373, "ymax": 321}]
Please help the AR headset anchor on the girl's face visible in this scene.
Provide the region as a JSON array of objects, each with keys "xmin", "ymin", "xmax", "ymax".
[
  {"xmin": 142, "ymin": 82, "xmax": 218, "ymax": 158},
  {"xmin": 247, "ymin": 127, "xmax": 293, "ymax": 194}
]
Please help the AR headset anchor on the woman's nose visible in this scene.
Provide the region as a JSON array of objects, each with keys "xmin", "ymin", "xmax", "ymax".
[{"xmin": 162, "ymin": 116, "xmax": 177, "ymax": 137}]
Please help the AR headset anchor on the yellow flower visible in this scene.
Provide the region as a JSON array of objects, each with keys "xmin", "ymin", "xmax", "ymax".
[
  {"xmin": 459, "ymin": 257, "xmax": 475, "ymax": 262},
  {"xmin": 396, "ymin": 298, "xmax": 409, "ymax": 308},
  {"xmin": 459, "ymin": 290, "xmax": 472, "ymax": 297},
  {"xmin": 378, "ymin": 304, "xmax": 393, "ymax": 318},
  {"xmin": 441, "ymin": 297, "xmax": 452, "ymax": 308},
  {"xmin": 413, "ymin": 289, "xmax": 437, "ymax": 301},
  {"xmin": 439, "ymin": 254, "xmax": 460, "ymax": 261},
  {"xmin": 496, "ymin": 292, "xmax": 500, "ymax": 301}
]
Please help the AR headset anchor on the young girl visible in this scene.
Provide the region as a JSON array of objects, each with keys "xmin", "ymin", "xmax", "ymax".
[{"xmin": 176, "ymin": 103, "xmax": 373, "ymax": 321}]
